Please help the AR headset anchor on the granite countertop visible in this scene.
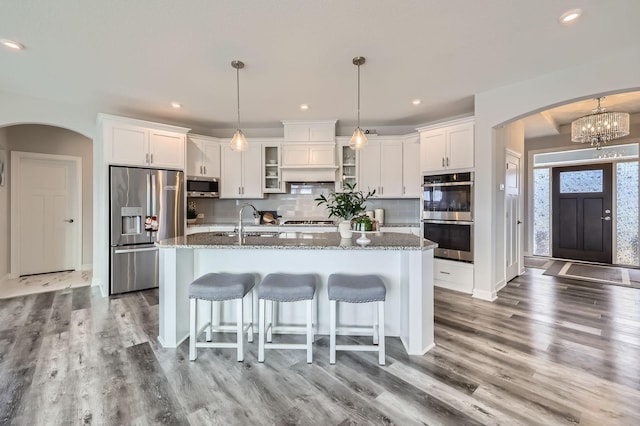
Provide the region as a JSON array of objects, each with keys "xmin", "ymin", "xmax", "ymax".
[
  {"xmin": 186, "ymin": 222, "xmax": 421, "ymax": 228},
  {"xmin": 158, "ymin": 231, "xmax": 437, "ymax": 251}
]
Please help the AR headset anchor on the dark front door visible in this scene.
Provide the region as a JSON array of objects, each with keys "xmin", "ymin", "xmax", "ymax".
[{"xmin": 552, "ymin": 163, "xmax": 612, "ymax": 263}]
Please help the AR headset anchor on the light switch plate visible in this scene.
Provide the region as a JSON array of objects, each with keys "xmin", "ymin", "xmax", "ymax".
[
  {"xmin": 197, "ymin": 213, "xmax": 204, "ymax": 219},
  {"xmin": 499, "ymin": 183, "xmax": 505, "ymax": 191}
]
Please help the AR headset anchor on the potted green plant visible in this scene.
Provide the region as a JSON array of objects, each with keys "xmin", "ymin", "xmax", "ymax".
[
  {"xmin": 187, "ymin": 201, "xmax": 198, "ymax": 224},
  {"xmin": 352, "ymin": 215, "xmax": 376, "ymax": 232},
  {"xmin": 315, "ymin": 183, "xmax": 375, "ymax": 238}
]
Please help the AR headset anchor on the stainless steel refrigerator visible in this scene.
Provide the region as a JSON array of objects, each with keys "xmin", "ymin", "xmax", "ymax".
[{"xmin": 109, "ymin": 166, "xmax": 184, "ymax": 295}]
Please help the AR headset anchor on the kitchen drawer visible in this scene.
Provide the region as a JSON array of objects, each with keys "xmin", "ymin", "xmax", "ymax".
[{"xmin": 434, "ymin": 258, "xmax": 473, "ymax": 294}]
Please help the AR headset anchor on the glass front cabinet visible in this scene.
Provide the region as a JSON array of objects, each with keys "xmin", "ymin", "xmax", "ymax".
[
  {"xmin": 263, "ymin": 144, "xmax": 284, "ymax": 193},
  {"xmin": 337, "ymin": 141, "xmax": 357, "ymax": 192}
]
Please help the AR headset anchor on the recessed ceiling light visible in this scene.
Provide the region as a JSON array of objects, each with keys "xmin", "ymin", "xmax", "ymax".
[
  {"xmin": 300, "ymin": 104, "xmax": 309, "ymax": 110},
  {"xmin": 412, "ymin": 99, "xmax": 421, "ymax": 105},
  {"xmin": 559, "ymin": 9, "xmax": 582, "ymax": 24},
  {"xmin": 170, "ymin": 102, "xmax": 182, "ymax": 109},
  {"xmin": 1, "ymin": 39, "xmax": 25, "ymax": 50}
]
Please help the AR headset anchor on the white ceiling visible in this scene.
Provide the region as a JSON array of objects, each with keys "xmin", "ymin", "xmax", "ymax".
[{"xmin": 1, "ymin": 1, "xmax": 639, "ymax": 137}]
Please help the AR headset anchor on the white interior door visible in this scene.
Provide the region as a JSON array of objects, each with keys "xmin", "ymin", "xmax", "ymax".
[
  {"xmin": 12, "ymin": 153, "xmax": 80, "ymax": 276},
  {"xmin": 505, "ymin": 150, "xmax": 521, "ymax": 282}
]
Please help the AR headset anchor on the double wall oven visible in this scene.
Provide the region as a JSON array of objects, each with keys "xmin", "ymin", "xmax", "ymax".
[{"xmin": 422, "ymin": 172, "xmax": 474, "ymax": 262}]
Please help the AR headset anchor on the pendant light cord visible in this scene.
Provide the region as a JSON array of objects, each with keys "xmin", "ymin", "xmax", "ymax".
[
  {"xmin": 356, "ymin": 62, "xmax": 361, "ymax": 129},
  {"xmin": 236, "ymin": 65, "xmax": 241, "ymax": 132}
]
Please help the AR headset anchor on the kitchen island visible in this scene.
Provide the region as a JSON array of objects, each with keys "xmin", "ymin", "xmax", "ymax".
[{"xmin": 156, "ymin": 231, "xmax": 437, "ymax": 355}]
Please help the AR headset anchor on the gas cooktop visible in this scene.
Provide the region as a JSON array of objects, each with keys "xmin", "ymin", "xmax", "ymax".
[{"xmin": 281, "ymin": 220, "xmax": 335, "ymax": 226}]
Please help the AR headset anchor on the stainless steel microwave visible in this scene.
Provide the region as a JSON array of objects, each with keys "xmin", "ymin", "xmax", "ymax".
[{"xmin": 186, "ymin": 176, "xmax": 219, "ymax": 198}]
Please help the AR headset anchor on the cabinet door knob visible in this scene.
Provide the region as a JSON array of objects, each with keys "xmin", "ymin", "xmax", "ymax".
[
  {"xmin": 146, "ymin": 153, "xmax": 150, "ymax": 164},
  {"xmin": 446, "ymin": 157, "xmax": 449, "ymax": 167},
  {"xmin": 442, "ymin": 157, "xmax": 445, "ymax": 167},
  {"xmin": 203, "ymin": 166, "xmax": 207, "ymax": 175},
  {"xmin": 150, "ymin": 153, "xmax": 154, "ymax": 164}
]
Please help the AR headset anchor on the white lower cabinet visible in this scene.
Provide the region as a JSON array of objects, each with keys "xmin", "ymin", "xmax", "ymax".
[{"xmin": 433, "ymin": 258, "xmax": 474, "ymax": 294}]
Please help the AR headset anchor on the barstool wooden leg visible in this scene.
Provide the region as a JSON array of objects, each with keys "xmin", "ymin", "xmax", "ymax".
[
  {"xmin": 266, "ymin": 300, "xmax": 273, "ymax": 343},
  {"xmin": 306, "ymin": 299, "xmax": 313, "ymax": 363},
  {"xmin": 189, "ymin": 298, "xmax": 197, "ymax": 361},
  {"xmin": 258, "ymin": 299, "xmax": 265, "ymax": 362},
  {"xmin": 329, "ymin": 300, "xmax": 337, "ymax": 364},
  {"xmin": 237, "ymin": 297, "xmax": 244, "ymax": 361},
  {"xmin": 378, "ymin": 301, "xmax": 385, "ymax": 365},
  {"xmin": 247, "ymin": 289, "xmax": 254, "ymax": 343},
  {"xmin": 373, "ymin": 301, "xmax": 379, "ymax": 345}
]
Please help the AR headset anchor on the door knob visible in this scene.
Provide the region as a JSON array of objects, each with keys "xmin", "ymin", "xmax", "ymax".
[
  {"xmin": 64, "ymin": 219, "xmax": 74, "ymax": 223},
  {"xmin": 517, "ymin": 220, "xmax": 522, "ymax": 225},
  {"xmin": 601, "ymin": 216, "xmax": 611, "ymax": 221}
]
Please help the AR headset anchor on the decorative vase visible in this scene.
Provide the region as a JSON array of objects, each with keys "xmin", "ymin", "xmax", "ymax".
[{"xmin": 338, "ymin": 220, "xmax": 352, "ymax": 238}]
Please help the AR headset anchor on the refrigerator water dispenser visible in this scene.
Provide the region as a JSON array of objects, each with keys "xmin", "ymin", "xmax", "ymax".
[{"xmin": 121, "ymin": 206, "xmax": 143, "ymax": 235}]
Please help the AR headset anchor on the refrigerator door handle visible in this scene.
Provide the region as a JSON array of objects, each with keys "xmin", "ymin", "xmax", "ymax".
[
  {"xmin": 151, "ymin": 173, "xmax": 157, "ymax": 216},
  {"xmin": 114, "ymin": 247, "xmax": 159, "ymax": 254},
  {"xmin": 146, "ymin": 173, "xmax": 152, "ymax": 218}
]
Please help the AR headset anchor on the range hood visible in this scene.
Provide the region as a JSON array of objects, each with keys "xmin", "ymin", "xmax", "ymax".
[{"xmin": 280, "ymin": 165, "xmax": 338, "ymax": 183}]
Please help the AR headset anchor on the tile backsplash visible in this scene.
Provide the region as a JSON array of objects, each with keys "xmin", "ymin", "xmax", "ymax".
[{"xmin": 189, "ymin": 183, "xmax": 420, "ymax": 224}]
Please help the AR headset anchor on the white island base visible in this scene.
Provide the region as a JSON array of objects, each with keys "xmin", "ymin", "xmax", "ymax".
[{"xmin": 158, "ymin": 242, "xmax": 435, "ymax": 355}]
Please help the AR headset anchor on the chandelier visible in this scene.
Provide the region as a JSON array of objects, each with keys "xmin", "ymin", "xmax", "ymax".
[{"xmin": 571, "ymin": 97, "xmax": 630, "ymax": 149}]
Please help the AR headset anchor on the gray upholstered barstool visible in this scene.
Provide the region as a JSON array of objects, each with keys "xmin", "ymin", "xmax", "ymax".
[
  {"xmin": 188, "ymin": 272, "xmax": 255, "ymax": 362},
  {"xmin": 258, "ymin": 273, "xmax": 317, "ymax": 363},
  {"xmin": 328, "ymin": 273, "xmax": 386, "ymax": 365}
]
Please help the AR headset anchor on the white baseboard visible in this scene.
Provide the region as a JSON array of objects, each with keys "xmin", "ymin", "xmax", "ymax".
[
  {"xmin": 472, "ymin": 288, "xmax": 497, "ymax": 302},
  {"xmin": 434, "ymin": 280, "xmax": 473, "ymax": 294},
  {"xmin": 495, "ymin": 279, "xmax": 507, "ymax": 292}
]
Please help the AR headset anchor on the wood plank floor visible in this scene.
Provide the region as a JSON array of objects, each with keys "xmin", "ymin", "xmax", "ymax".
[{"xmin": 1, "ymin": 268, "xmax": 639, "ymax": 425}]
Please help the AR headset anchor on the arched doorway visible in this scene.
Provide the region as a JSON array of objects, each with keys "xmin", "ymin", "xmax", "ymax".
[{"xmin": 0, "ymin": 123, "xmax": 93, "ymax": 297}]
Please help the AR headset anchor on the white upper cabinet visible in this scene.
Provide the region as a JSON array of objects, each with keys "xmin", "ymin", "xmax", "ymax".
[
  {"xmin": 100, "ymin": 114, "xmax": 189, "ymax": 170},
  {"xmin": 281, "ymin": 120, "xmax": 337, "ymax": 170},
  {"xmin": 417, "ymin": 117, "xmax": 474, "ymax": 173},
  {"xmin": 187, "ymin": 135, "xmax": 220, "ymax": 178},
  {"xmin": 358, "ymin": 138, "xmax": 404, "ymax": 198},
  {"xmin": 282, "ymin": 143, "xmax": 336, "ymax": 167},
  {"xmin": 149, "ymin": 130, "xmax": 187, "ymax": 169},
  {"xmin": 402, "ymin": 136, "xmax": 421, "ymax": 198},
  {"xmin": 220, "ymin": 143, "xmax": 263, "ymax": 199},
  {"xmin": 282, "ymin": 120, "xmax": 336, "ymax": 142}
]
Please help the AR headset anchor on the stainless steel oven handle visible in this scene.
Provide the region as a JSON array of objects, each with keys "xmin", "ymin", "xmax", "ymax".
[
  {"xmin": 422, "ymin": 181, "xmax": 474, "ymax": 188},
  {"xmin": 423, "ymin": 219, "xmax": 474, "ymax": 225}
]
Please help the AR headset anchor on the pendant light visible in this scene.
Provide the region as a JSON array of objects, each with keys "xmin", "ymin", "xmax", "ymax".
[
  {"xmin": 350, "ymin": 56, "xmax": 367, "ymax": 150},
  {"xmin": 230, "ymin": 60, "xmax": 248, "ymax": 152}
]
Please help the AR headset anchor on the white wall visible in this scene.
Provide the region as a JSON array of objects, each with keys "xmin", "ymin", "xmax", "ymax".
[
  {"xmin": 491, "ymin": 121, "xmax": 525, "ymax": 292},
  {"xmin": 0, "ymin": 128, "xmax": 9, "ymax": 279},
  {"xmin": 6, "ymin": 125, "xmax": 93, "ymax": 267},
  {"xmin": 473, "ymin": 45, "xmax": 640, "ymax": 301}
]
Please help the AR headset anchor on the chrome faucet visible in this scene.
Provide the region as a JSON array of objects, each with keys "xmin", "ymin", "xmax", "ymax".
[{"xmin": 238, "ymin": 203, "xmax": 259, "ymax": 244}]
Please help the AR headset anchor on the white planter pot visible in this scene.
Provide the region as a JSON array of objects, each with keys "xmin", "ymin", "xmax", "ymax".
[{"xmin": 338, "ymin": 220, "xmax": 353, "ymax": 238}]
